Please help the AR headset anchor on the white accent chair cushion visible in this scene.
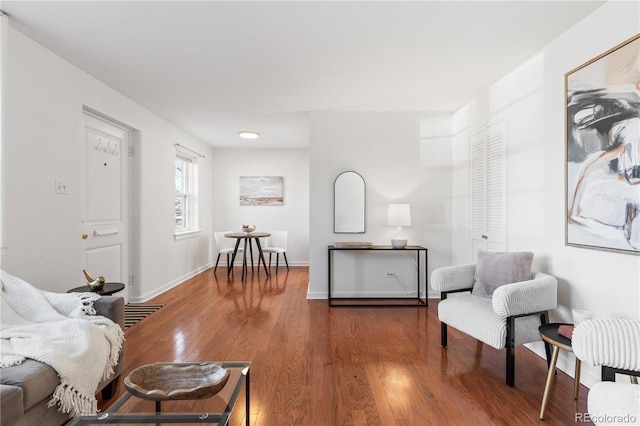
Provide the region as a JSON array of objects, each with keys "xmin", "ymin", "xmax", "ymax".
[
  {"xmin": 587, "ymin": 382, "xmax": 640, "ymax": 426},
  {"xmin": 572, "ymin": 318, "xmax": 640, "ymax": 426},
  {"xmin": 438, "ymin": 293, "xmax": 542, "ymax": 349},
  {"xmin": 438, "ymin": 271, "xmax": 556, "ymax": 349},
  {"xmin": 572, "ymin": 319, "xmax": 640, "ymax": 371}
]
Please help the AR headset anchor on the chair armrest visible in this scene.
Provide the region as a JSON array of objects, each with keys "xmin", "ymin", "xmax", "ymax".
[
  {"xmin": 492, "ymin": 271, "xmax": 557, "ymax": 317},
  {"xmin": 94, "ymin": 296, "xmax": 125, "ymax": 331},
  {"xmin": 431, "ymin": 264, "xmax": 476, "ymax": 293},
  {"xmin": 573, "ymin": 319, "xmax": 640, "ymax": 371}
]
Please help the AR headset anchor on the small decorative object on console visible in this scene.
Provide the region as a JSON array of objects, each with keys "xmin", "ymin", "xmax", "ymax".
[
  {"xmin": 387, "ymin": 204, "xmax": 411, "ymax": 248},
  {"xmin": 333, "ymin": 242, "xmax": 373, "ymax": 248}
]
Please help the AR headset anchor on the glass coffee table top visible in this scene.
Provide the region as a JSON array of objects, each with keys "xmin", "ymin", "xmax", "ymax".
[{"xmin": 68, "ymin": 361, "xmax": 250, "ymax": 425}]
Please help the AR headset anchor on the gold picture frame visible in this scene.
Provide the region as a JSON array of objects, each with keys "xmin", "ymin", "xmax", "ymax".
[{"xmin": 565, "ymin": 34, "xmax": 640, "ymax": 255}]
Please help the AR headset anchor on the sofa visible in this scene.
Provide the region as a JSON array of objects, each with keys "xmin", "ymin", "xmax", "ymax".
[{"xmin": 0, "ymin": 295, "xmax": 125, "ymax": 426}]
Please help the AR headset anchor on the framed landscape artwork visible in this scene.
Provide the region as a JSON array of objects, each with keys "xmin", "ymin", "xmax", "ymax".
[
  {"xmin": 565, "ymin": 34, "xmax": 640, "ymax": 255},
  {"xmin": 239, "ymin": 176, "xmax": 284, "ymax": 206}
]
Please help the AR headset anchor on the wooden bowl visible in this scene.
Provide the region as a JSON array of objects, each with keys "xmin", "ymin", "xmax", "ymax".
[{"xmin": 124, "ymin": 362, "xmax": 230, "ymax": 401}]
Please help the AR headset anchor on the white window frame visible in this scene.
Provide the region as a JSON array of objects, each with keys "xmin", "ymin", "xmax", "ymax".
[{"xmin": 174, "ymin": 148, "xmax": 200, "ymax": 239}]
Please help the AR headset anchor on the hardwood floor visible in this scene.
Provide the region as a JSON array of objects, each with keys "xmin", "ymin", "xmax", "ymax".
[{"xmin": 99, "ymin": 266, "xmax": 591, "ymax": 425}]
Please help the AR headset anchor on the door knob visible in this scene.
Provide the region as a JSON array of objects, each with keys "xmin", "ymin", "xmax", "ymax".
[{"xmin": 82, "ymin": 234, "xmax": 88, "ymax": 240}]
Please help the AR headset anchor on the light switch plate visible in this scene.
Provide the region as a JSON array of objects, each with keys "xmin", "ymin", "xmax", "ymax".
[{"xmin": 55, "ymin": 180, "xmax": 68, "ymax": 194}]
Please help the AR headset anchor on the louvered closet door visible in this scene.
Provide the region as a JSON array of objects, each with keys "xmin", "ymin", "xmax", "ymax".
[{"xmin": 470, "ymin": 121, "xmax": 507, "ymax": 262}]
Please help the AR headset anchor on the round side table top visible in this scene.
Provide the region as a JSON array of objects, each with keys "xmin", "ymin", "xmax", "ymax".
[
  {"xmin": 67, "ymin": 282, "xmax": 125, "ymax": 296},
  {"xmin": 225, "ymin": 232, "xmax": 271, "ymax": 239},
  {"xmin": 539, "ymin": 322, "xmax": 574, "ymax": 352}
]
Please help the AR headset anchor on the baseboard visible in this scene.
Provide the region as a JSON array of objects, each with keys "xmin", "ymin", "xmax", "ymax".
[
  {"xmin": 226, "ymin": 260, "xmax": 309, "ymax": 267},
  {"xmin": 306, "ymin": 288, "xmax": 440, "ymax": 301},
  {"xmin": 129, "ymin": 263, "xmax": 213, "ymax": 303}
]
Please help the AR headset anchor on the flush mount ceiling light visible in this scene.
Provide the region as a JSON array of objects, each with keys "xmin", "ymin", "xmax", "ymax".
[{"xmin": 238, "ymin": 130, "xmax": 260, "ymax": 139}]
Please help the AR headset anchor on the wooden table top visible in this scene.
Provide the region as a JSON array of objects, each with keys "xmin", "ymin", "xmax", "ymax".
[{"xmin": 225, "ymin": 232, "xmax": 271, "ymax": 238}]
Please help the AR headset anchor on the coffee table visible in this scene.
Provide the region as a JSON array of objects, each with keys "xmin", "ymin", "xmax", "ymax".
[{"xmin": 67, "ymin": 361, "xmax": 250, "ymax": 425}]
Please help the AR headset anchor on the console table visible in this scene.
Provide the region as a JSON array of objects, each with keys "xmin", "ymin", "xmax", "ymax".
[{"xmin": 328, "ymin": 245, "xmax": 428, "ymax": 307}]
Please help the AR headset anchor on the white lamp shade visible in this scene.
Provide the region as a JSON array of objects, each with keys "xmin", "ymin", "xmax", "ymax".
[{"xmin": 387, "ymin": 204, "xmax": 411, "ymax": 227}]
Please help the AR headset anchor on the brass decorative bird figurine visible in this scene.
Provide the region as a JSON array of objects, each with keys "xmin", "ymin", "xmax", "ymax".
[{"xmin": 83, "ymin": 269, "xmax": 106, "ymax": 291}]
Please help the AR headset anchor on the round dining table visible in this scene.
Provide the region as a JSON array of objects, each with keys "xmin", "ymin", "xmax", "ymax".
[{"xmin": 225, "ymin": 232, "xmax": 271, "ymax": 281}]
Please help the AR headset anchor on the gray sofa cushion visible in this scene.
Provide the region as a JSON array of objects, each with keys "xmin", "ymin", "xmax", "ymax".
[
  {"xmin": 0, "ymin": 359, "xmax": 58, "ymax": 411},
  {"xmin": 472, "ymin": 250, "xmax": 533, "ymax": 298},
  {"xmin": 1, "ymin": 384, "xmax": 24, "ymax": 425}
]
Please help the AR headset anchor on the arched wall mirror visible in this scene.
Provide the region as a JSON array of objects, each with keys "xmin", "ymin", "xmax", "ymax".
[{"xmin": 334, "ymin": 171, "xmax": 366, "ymax": 233}]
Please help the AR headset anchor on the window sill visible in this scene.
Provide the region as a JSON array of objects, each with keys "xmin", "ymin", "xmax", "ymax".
[{"xmin": 174, "ymin": 229, "xmax": 201, "ymax": 241}]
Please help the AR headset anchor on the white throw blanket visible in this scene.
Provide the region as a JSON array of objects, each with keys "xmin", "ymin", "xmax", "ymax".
[{"xmin": 0, "ymin": 270, "xmax": 124, "ymax": 416}]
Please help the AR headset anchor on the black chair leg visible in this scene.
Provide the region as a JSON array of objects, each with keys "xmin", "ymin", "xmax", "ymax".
[
  {"xmin": 283, "ymin": 253, "xmax": 289, "ymax": 270},
  {"xmin": 506, "ymin": 316, "xmax": 516, "ymax": 387},
  {"xmin": 268, "ymin": 253, "xmax": 272, "ymax": 268},
  {"xmin": 441, "ymin": 322, "xmax": 448, "ymax": 347},
  {"xmin": 440, "ymin": 292, "xmax": 448, "ymax": 347},
  {"xmin": 540, "ymin": 312, "xmax": 552, "ymax": 368},
  {"xmin": 276, "ymin": 253, "xmax": 280, "ymax": 269},
  {"xmin": 214, "ymin": 254, "xmax": 221, "ymax": 272},
  {"xmin": 602, "ymin": 366, "xmax": 616, "ymax": 381}
]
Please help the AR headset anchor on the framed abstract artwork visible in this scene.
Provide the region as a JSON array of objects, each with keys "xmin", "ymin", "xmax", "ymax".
[
  {"xmin": 239, "ymin": 176, "xmax": 284, "ymax": 206},
  {"xmin": 565, "ymin": 34, "xmax": 640, "ymax": 255}
]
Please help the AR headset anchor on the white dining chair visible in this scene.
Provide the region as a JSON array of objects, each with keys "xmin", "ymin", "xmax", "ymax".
[
  {"xmin": 262, "ymin": 231, "xmax": 289, "ymax": 271},
  {"xmin": 214, "ymin": 231, "xmax": 243, "ymax": 272}
]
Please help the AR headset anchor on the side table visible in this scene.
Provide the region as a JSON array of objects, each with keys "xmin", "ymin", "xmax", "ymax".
[
  {"xmin": 538, "ymin": 322, "xmax": 581, "ymax": 420},
  {"xmin": 225, "ymin": 232, "xmax": 270, "ymax": 281},
  {"xmin": 67, "ymin": 282, "xmax": 125, "ymax": 296}
]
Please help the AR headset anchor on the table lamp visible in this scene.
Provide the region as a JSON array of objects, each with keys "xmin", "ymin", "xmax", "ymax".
[{"xmin": 387, "ymin": 204, "xmax": 411, "ymax": 248}]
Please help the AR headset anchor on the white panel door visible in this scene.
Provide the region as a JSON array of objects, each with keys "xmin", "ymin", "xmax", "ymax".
[
  {"xmin": 470, "ymin": 121, "xmax": 507, "ymax": 262},
  {"xmin": 81, "ymin": 112, "xmax": 129, "ymax": 299}
]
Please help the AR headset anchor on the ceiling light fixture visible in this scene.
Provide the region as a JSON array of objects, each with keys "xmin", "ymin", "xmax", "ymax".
[{"xmin": 238, "ymin": 130, "xmax": 260, "ymax": 139}]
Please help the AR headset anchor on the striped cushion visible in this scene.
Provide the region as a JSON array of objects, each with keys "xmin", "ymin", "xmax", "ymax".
[
  {"xmin": 573, "ymin": 319, "xmax": 640, "ymax": 371},
  {"xmin": 439, "ymin": 294, "xmax": 542, "ymax": 349}
]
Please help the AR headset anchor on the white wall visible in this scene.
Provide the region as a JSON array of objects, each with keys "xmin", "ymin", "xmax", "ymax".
[
  {"xmin": 451, "ymin": 1, "xmax": 640, "ymax": 387},
  {"xmin": 308, "ymin": 111, "xmax": 453, "ymax": 299},
  {"xmin": 211, "ymin": 148, "xmax": 309, "ymax": 265},
  {"xmin": 2, "ymin": 27, "xmax": 214, "ymax": 301}
]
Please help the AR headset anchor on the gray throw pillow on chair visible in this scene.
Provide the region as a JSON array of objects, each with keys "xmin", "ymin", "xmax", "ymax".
[{"xmin": 471, "ymin": 250, "xmax": 534, "ymax": 298}]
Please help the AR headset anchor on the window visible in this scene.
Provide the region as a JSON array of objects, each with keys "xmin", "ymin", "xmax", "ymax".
[{"xmin": 175, "ymin": 149, "xmax": 199, "ymax": 236}]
